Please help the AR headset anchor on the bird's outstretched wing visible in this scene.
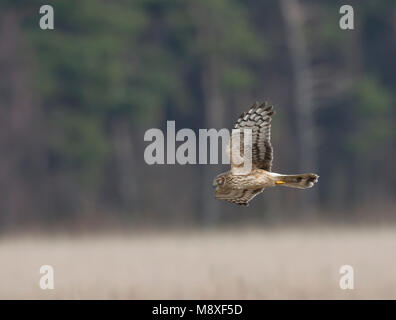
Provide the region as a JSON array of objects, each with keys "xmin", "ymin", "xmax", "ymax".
[
  {"xmin": 215, "ymin": 187, "xmax": 264, "ymax": 206},
  {"xmin": 229, "ymin": 101, "xmax": 275, "ymax": 172}
]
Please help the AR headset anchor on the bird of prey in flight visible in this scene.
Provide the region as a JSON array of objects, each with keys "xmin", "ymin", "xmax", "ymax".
[{"xmin": 213, "ymin": 101, "xmax": 319, "ymax": 206}]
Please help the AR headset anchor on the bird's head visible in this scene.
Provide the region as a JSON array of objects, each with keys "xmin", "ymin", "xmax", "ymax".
[{"xmin": 212, "ymin": 174, "xmax": 226, "ymax": 189}]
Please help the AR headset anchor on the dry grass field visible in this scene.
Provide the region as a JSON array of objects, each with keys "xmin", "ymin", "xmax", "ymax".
[{"xmin": 1, "ymin": 226, "xmax": 396, "ymax": 299}]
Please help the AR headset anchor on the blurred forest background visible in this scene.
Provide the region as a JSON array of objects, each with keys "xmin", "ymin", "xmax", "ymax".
[{"xmin": 0, "ymin": 0, "xmax": 395, "ymax": 231}]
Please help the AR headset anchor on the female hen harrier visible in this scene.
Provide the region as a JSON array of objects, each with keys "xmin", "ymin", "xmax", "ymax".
[{"xmin": 213, "ymin": 101, "xmax": 319, "ymax": 206}]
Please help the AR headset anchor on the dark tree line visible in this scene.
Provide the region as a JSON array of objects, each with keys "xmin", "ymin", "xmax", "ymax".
[{"xmin": 0, "ymin": 0, "xmax": 395, "ymax": 229}]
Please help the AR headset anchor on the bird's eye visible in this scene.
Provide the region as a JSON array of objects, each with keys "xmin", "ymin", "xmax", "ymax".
[{"xmin": 217, "ymin": 177, "xmax": 225, "ymax": 186}]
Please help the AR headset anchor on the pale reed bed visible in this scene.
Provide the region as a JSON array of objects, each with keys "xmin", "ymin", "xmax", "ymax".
[{"xmin": 0, "ymin": 226, "xmax": 395, "ymax": 299}]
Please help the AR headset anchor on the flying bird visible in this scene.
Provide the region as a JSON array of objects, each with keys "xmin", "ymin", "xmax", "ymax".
[{"xmin": 213, "ymin": 101, "xmax": 319, "ymax": 206}]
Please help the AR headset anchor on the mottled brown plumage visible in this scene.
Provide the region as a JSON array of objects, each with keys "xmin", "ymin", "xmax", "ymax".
[{"xmin": 213, "ymin": 101, "xmax": 319, "ymax": 206}]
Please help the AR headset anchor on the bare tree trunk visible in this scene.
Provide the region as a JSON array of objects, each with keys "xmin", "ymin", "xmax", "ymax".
[
  {"xmin": 111, "ymin": 118, "xmax": 138, "ymax": 215},
  {"xmin": 0, "ymin": 10, "xmax": 38, "ymax": 228},
  {"xmin": 280, "ymin": 0, "xmax": 318, "ymax": 213},
  {"xmin": 200, "ymin": 55, "xmax": 226, "ymax": 225},
  {"xmin": 188, "ymin": 2, "xmax": 227, "ymax": 225}
]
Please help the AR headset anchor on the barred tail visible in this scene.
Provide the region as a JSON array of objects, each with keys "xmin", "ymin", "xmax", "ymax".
[{"xmin": 274, "ymin": 173, "xmax": 319, "ymax": 189}]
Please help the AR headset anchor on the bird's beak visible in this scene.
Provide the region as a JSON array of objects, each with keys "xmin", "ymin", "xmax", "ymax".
[{"xmin": 212, "ymin": 180, "xmax": 217, "ymax": 188}]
